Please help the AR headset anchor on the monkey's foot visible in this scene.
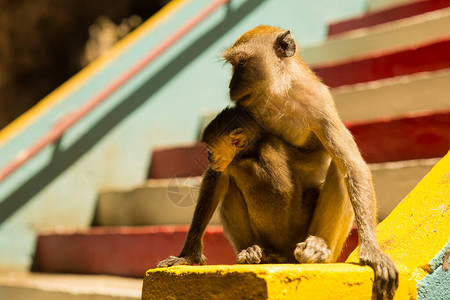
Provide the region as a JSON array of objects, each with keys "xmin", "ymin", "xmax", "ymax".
[
  {"xmin": 359, "ymin": 244, "xmax": 399, "ymax": 300},
  {"xmin": 294, "ymin": 236, "xmax": 331, "ymax": 263},
  {"xmin": 237, "ymin": 245, "xmax": 263, "ymax": 264},
  {"xmin": 156, "ymin": 254, "xmax": 207, "ymax": 268}
]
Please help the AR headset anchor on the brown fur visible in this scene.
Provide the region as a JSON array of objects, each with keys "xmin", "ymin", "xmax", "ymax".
[
  {"xmin": 205, "ymin": 107, "xmax": 324, "ymax": 262},
  {"xmin": 157, "ymin": 107, "xmax": 325, "ymax": 265}
]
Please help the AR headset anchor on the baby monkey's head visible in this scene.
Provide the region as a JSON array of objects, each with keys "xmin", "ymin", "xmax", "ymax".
[{"xmin": 202, "ymin": 107, "xmax": 261, "ymax": 172}]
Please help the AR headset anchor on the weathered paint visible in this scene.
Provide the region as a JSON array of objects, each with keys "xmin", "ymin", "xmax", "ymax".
[
  {"xmin": 417, "ymin": 241, "xmax": 450, "ymax": 300},
  {"xmin": 329, "ymin": 0, "xmax": 450, "ymax": 36},
  {"xmin": 0, "ymin": 0, "xmax": 367, "ymax": 272},
  {"xmin": 143, "ymin": 264, "xmax": 416, "ymax": 299},
  {"xmin": 303, "ymin": 8, "xmax": 450, "ymax": 65}
]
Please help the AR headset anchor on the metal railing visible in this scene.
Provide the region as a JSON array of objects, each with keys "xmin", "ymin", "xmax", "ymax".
[{"xmin": 0, "ymin": 0, "xmax": 230, "ymax": 182}]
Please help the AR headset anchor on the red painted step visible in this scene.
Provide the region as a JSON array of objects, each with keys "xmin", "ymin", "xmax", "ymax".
[
  {"xmin": 33, "ymin": 226, "xmax": 235, "ymax": 278},
  {"xmin": 328, "ymin": 0, "xmax": 450, "ymax": 37},
  {"xmin": 148, "ymin": 143, "xmax": 207, "ymax": 179},
  {"xmin": 347, "ymin": 110, "xmax": 450, "ymax": 164},
  {"xmin": 313, "ymin": 38, "xmax": 450, "ymax": 88},
  {"xmin": 33, "ymin": 226, "xmax": 358, "ymax": 278}
]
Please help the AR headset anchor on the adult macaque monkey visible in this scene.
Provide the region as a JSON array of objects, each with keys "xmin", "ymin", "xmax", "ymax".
[{"xmin": 222, "ymin": 25, "xmax": 398, "ymax": 299}]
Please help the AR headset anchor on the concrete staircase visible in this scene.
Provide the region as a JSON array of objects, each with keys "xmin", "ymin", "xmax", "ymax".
[{"xmin": 4, "ymin": 0, "xmax": 449, "ymax": 298}]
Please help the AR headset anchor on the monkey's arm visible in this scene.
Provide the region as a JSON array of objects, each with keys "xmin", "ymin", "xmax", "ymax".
[
  {"xmin": 157, "ymin": 167, "xmax": 229, "ymax": 267},
  {"xmin": 308, "ymin": 101, "xmax": 398, "ymax": 300}
]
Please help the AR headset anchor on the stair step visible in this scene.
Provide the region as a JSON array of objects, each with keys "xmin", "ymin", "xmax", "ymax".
[
  {"xmin": 303, "ymin": 7, "xmax": 450, "ymax": 65},
  {"xmin": 313, "ymin": 38, "xmax": 450, "ymax": 88},
  {"xmin": 33, "ymin": 226, "xmax": 358, "ymax": 278},
  {"xmin": 96, "ymin": 157, "xmax": 436, "ymax": 225},
  {"xmin": 95, "ymin": 176, "xmax": 220, "ymax": 226},
  {"xmin": 329, "ymin": 0, "xmax": 450, "ymax": 37},
  {"xmin": 0, "ymin": 272, "xmax": 141, "ymax": 300},
  {"xmin": 33, "ymin": 226, "xmax": 236, "ymax": 278},
  {"xmin": 334, "ymin": 69, "xmax": 450, "ymax": 121}
]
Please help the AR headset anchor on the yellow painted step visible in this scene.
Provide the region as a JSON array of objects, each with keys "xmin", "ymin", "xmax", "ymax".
[{"xmin": 143, "ymin": 264, "xmax": 415, "ymax": 300}]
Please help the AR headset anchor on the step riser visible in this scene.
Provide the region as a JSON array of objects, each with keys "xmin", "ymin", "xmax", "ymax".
[
  {"xmin": 314, "ymin": 39, "xmax": 450, "ymax": 88},
  {"xmin": 33, "ymin": 227, "xmax": 358, "ymax": 278},
  {"xmin": 334, "ymin": 70, "xmax": 450, "ymax": 122},
  {"xmin": 349, "ymin": 111, "xmax": 450, "ymax": 164},
  {"xmin": 33, "ymin": 227, "xmax": 235, "ymax": 278},
  {"xmin": 303, "ymin": 8, "xmax": 450, "ymax": 65},
  {"xmin": 329, "ymin": 0, "xmax": 450, "ymax": 36},
  {"xmin": 95, "ymin": 177, "xmax": 221, "ymax": 226}
]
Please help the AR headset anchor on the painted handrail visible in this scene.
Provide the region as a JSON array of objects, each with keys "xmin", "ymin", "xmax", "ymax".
[{"xmin": 0, "ymin": 0, "xmax": 230, "ymax": 182}]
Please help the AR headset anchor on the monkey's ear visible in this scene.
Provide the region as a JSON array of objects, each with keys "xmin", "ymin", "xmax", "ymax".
[
  {"xmin": 276, "ymin": 30, "xmax": 296, "ymax": 58},
  {"xmin": 229, "ymin": 128, "xmax": 248, "ymax": 150}
]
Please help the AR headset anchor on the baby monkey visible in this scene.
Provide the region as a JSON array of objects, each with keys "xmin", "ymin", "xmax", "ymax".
[{"xmin": 158, "ymin": 107, "xmax": 332, "ymax": 266}]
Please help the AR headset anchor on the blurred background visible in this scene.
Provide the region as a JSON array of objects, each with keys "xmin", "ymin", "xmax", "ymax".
[
  {"xmin": 0, "ymin": 0, "xmax": 170, "ymax": 129},
  {"xmin": 0, "ymin": 0, "xmax": 449, "ymax": 299}
]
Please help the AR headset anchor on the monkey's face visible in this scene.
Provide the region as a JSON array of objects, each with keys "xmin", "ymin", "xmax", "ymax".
[
  {"xmin": 206, "ymin": 128, "xmax": 248, "ymax": 172},
  {"xmin": 207, "ymin": 139, "xmax": 237, "ymax": 172},
  {"xmin": 223, "ymin": 26, "xmax": 297, "ymax": 107}
]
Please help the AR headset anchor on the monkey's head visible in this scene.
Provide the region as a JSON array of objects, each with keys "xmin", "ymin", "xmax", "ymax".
[
  {"xmin": 223, "ymin": 25, "xmax": 298, "ymax": 107},
  {"xmin": 202, "ymin": 107, "xmax": 260, "ymax": 172}
]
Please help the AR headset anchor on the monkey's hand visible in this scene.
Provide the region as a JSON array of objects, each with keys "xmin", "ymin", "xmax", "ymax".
[
  {"xmin": 156, "ymin": 254, "xmax": 207, "ymax": 268},
  {"xmin": 237, "ymin": 245, "xmax": 263, "ymax": 264},
  {"xmin": 359, "ymin": 244, "xmax": 399, "ymax": 300},
  {"xmin": 294, "ymin": 236, "xmax": 331, "ymax": 263}
]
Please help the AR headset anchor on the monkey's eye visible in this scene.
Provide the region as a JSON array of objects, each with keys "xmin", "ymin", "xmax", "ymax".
[{"xmin": 236, "ymin": 58, "xmax": 247, "ymax": 68}]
